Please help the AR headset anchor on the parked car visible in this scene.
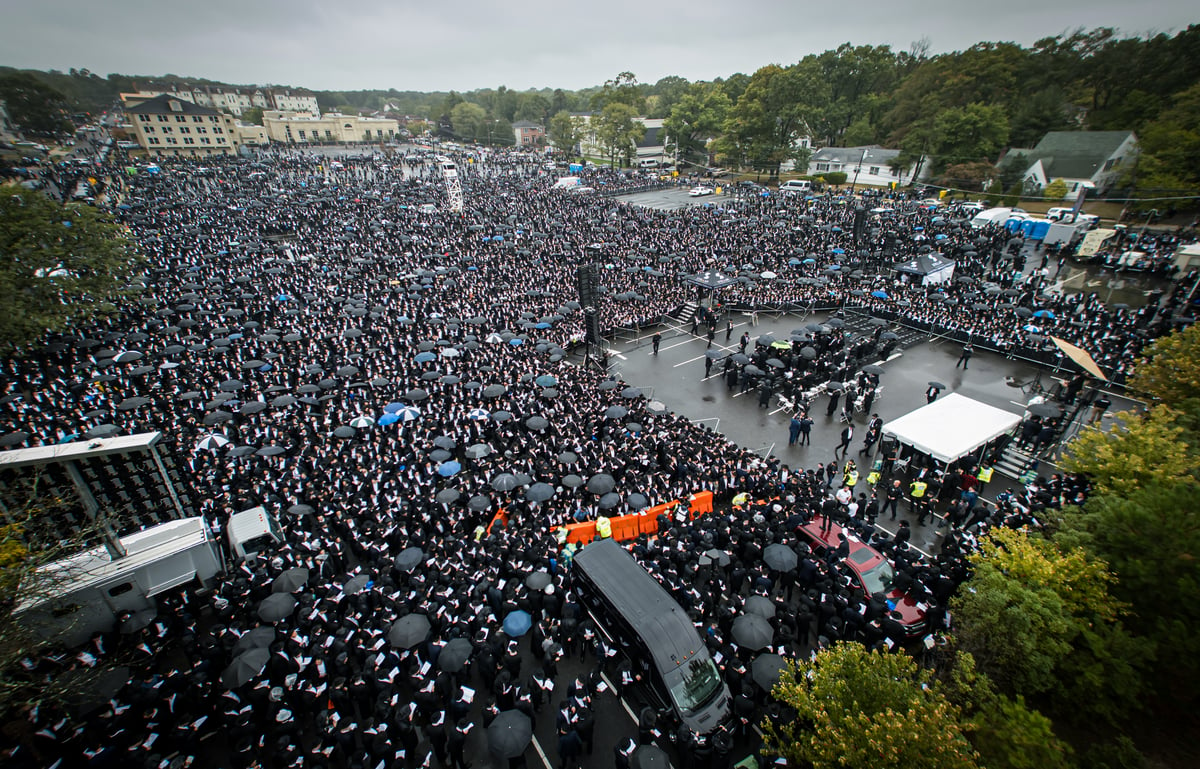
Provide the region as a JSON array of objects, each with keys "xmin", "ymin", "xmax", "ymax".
[
  {"xmin": 797, "ymin": 520, "xmax": 928, "ymax": 637},
  {"xmin": 689, "ymin": 186, "xmax": 713, "ymax": 197}
]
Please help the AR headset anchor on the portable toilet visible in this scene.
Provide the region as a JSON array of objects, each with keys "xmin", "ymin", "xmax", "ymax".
[{"xmin": 1027, "ymin": 219, "xmax": 1052, "ymax": 240}]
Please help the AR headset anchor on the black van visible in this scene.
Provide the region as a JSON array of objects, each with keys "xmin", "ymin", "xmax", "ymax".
[{"xmin": 572, "ymin": 539, "xmax": 730, "ymax": 736}]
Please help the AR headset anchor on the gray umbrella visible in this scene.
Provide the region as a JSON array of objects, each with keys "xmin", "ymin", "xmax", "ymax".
[
  {"xmin": 332, "ymin": 426, "xmax": 356, "ymax": 438},
  {"xmin": 587, "ymin": 473, "xmax": 616, "ymax": 494},
  {"xmin": 465, "ymin": 443, "xmax": 492, "ymax": 459},
  {"xmin": 343, "ymin": 574, "xmax": 371, "ymax": 595},
  {"xmin": 221, "ymin": 648, "xmax": 270, "ymax": 689},
  {"xmin": 604, "ymin": 405, "xmax": 628, "ymax": 419},
  {"xmin": 744, "ymin": 595, "xmax": 776, "ymax": 618},
  {"xmin": 732, "ymin": 614, "xmax": 774, "ymax": 650},
  {"xmin": 271, "ymin": 567, "xmax": 310, "ymax": 593},
  {"xmin": 468, "ymin": 495, "xmax": 491, "ymax": 512},
  {"xmin": 256, "ymin": 445, "xmax": 286, "ymax": 456},
  {"xmin": 525, "ymin": 416, "xmax": 549, "ymax": 430},
  {"xmin": 526, "ymin": 483, "xmax": 555, "ymax": 503},
  {"xmin": 436, "ymin": 488, "xmax": 461, "ymax": 504},
  {"xmin": 438, "ymin": 637, "xmax": 474, "ymax": 672},
  {"xmin": 526, "ymin": 571, "xmax": 552, "ymax": 590},
  {"xmin": 598, "ymin": 492, "xmax": 622, "ymax": 509},
  {"xmin": 752, "ymin": 652, "xmax": 788, "ymax": 691},
  {"xmin": 219, "ymin": 379, "xmax": 244, "ymax": 392},
  {"xmin": 286, "ymin": 503, "xmax": 314, "ymax": 516},
  {"xmin": 763, "ymin": 543, "xmax": 798, "ymax": 572},
  {"xmin": 394, "ymin": 547, "xmax": 425, "ymax": 572},
  {"xmin": 491, "ymin": 473, "xmax": 521, "ymax": 492},
  {"xmin": 85, "ymin": 424, "xmax": 119, "ymax": 438},
  {"xmin": 203, "ymin": 411, "xmax": 234, "ymax": 426},
  {"xmin": 482, "ymin": 384, "xmax": 507, "ymax": 398},
  {"xmin": 488, "ymin": 709, "xmax": 533, "ymax": 759},
  {"xmin": 389, "ymin": 614, "xmax": 432, "ymax": 649},
  {"xmin": 257, "ymin": 593, "xmax": 297, "ymax": 622},
  {"xmin": 562, "ymin": 474, "xmax": 585, "ymax": 488},
  {"xmin": 272, "ymin": 395, "xmax": 297, "ymax": 408},
  {"xmin": 240, "ymin": 401, "xmax": 267, "ymax": 415},
  {"xmin": 115, "ymin": 397, "xmax": 151, "ymax": 411},
  {"xmin": 557, "ymin": 451, "xmax": 578, "ymax": 464}
]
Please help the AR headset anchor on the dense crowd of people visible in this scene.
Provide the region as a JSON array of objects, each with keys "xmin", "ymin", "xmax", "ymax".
[{"xmin": 0, "ymin": 144, "xmax": 1179, "ymax": 768}]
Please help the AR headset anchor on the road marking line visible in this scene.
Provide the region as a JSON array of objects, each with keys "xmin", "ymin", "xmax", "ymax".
[
  {"xmin": 531, "ymin": 735, "xmax": 553, "ymax": 769},
  {"xmin": 600, "ymin": 673, "xmax": 639, "ymax": 723}
]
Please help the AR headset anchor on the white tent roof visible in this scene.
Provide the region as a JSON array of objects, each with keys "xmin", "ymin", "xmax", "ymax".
[{"xmin": 882, "ymin": 393, "xmax": 1022, "ymax": 464}]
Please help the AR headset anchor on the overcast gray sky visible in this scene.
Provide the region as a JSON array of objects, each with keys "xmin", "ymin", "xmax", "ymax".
[{"xmin": 2, "ymin": 0, "xmax": 1196, "ymax": 92}]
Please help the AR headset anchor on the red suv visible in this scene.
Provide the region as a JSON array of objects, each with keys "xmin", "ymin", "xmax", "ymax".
[{"xmin": 797, "ymin": 521, "xmax": 927, "ymax": 637}]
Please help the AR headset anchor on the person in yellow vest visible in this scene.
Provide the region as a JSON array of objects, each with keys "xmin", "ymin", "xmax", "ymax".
[
  {"xmin": 595, "ymin": 515, "xmax": 612, "ymax": 540},
  {"xmin": 842, "ymin": 460, "xmax": 859, "ymax": 489},
  {"xmin": 909, "ymin": 478, "xmax": 930, "ymax": 525}
]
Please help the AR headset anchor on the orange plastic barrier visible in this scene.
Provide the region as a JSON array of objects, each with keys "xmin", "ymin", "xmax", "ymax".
[{"xmin": 553, "ymin": 491, "xmax": 716, "ymax": 546}]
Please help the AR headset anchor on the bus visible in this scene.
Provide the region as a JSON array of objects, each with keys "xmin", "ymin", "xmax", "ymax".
[{"xmin": 572, "ymin": 539, "xmax": 730, "ymax": 736}]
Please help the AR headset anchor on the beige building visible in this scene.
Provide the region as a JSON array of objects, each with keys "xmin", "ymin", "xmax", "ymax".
[
  {"xmin": 125, "ymin": 94, "xmax": 242, "ymax": 157},
  {"xmin": 262, "ymin": 111, "xmax": 398, "ymax": 144},
  {"xmin": 125, "ymin": 84, "xmax": 317, "ymax": 117}
]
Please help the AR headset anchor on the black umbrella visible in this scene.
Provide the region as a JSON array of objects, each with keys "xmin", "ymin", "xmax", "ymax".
[
  {"xmin": 526, "ymin": 483, "xmax": 555, "ymax": 503},
  {"xmin": 598, "ymin": 492, "xmax": 622, "ymax": 509},
  {"xmin": 468, "ymin": 495, "xmax": 492, "ymax": 512},
  {"xmin": 630, "ymin": 746, "xmax": 671, "ymax": 769},
  {"xmin": 928, "ymin": 381, "xmax": 946, "ymax": 390},
  {"xmin": 219, "ymin": 379, "xmax": 244, "ymax": 392},
  {"xmin": 389, "ymin": 614, "xmax": 432, "ymax": 649},
  {"xmin": 394, "ymin": 547, "xmax": 425, "ymax": 572},
  {"xmin": 587, "ymin": 473, "xmax": 616, "ymax": 494},
  {"xmin": 1029, "ymin": 402, "xmax": 1064, "ymax": 418},
  {"xmin": 332, "ymin": 426, "xmax": 356, "ymax": 438},
  {"xmin": 862, "ymin": 364, "xmax": 885, "ymax": 375},
  {"xmin": 438, "ymin": 637, "xmax": 473, "ymax": 672},
  {"xmin": 488, "ymin": 710, "xmax": 533, "ymax": 758},
  {"xmin": 562, "ymin": 474, "xmax": 585, "ymax": 488},
  {"xmin": 752, "ymin": 653, "xmax": 788, "ymax": 691},
  {"xmin": 604, "ymin": 405, "xmax": 628, "ymax": 419},
  {"xmin": 825, "ymin": 381, "xmax": 845, "ymax": 393},
  {"xmin": 732, "ymin": 614, "xmax": 774, "ymax": 650},
  {"xmin": 257, "ymin": 593, "xmax": 297, "ymax": 622},
  {"xmin": 763, "ymin": 543, "xmax": 798, "ymax": 572},
  {"xmin": 744, "ymin": 595, "xmax": 776, "ymax": 618},
  {"xmin": 240, "ymin": 401, "xmax": 267, "ymax": 415},
  {"xmin": 231, "ymin": 626, "xmax": 277, "ymax": 657},
  {"xmin": 436, "ymin": 488, "xmax": 461, "ymax": 504},
  {"xmin": 271, "ymin": 567, "xmax": 309, "ymax": 594},
  {"xmin": 343, "ymin": 574, "xmax": 371, "ymax": 595},
  {"xmin": 221, "ymin": 648, "xmax": 269, "ymax": 689}
]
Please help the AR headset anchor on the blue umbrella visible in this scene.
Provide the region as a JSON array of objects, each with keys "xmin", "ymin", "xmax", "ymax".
[
  {"xmin": 379, "ymin": 413, "xmax": 401, "ymax": 426},
  {"xmin": 535, "ymin": 375, "xmax": 558, "ymax": 387},
  {"xmin": 535, "ymin": 322, "xmax": 551, "ymax": 329},
  {"xmin": 383, "ymin": 402, "xmax": 404, "ymax": 413},
  {"xmin": 276, "ymin": 293, "xmax": 290, "ymax": 302},
  {"xmin": 437, "ymin": 461, "xmax": 462, "ymax": 477},
  {"xmin": 502, "ymin": 610, "xmax": 532, "ymax": 637},
  {"xmin": 935, "ymin": 234, "xmax": 948, "ymax": 240},
  {"xmin": 871, "ymin": 290, "xmax": 889, "ymax": 299},
  {"xmin": 1033, "ymin": 310, "xmax": 1056, "ymax": 319},
  {"xmin": 787, "ymin": 257, "xmax": 802, "ymax": 266},
  {"xmin": 57, "ymin": 433, "xmax": 79, "ymax": 444},
  {"xmin": 468, "ymin": 408, "xmax": 490, "ymax": 420},
  {"xmin": 509, "ymin": 338, "xmax": 523, "ymax": 346},
  {"xmin": 415, "ymin": 352, "xmax": 437, "ymax": 363},
  {"xmin": 802, "ymin": 258, "xmax": 816, "ymax": 264}
]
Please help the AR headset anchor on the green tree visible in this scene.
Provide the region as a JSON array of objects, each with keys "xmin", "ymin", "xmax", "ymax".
[
  {"xmin": 594, "ymin": 102, "xmax": 644, "ymax": 167},
  {"xmin": 590, "ymin": 72, "xmax": 644, "ymax": 114},
  {"xmin": 548, "ymin": 111, "xmax": 582, "ymax": 157},
  {"xmin": 242, "ymin": 106, "xmax": 264, "ymax": 126},
  {"xmin": 940, "ymin": 161, "xmax": 998, "ymax": 192},
  {"xmin": 0, "ymin": 190, "xmax": 141, "ymax": 353},
  {"xmin": 951, "ymin": 528, "xmax": 1145, "ymax": 726},
  {"xmin": 1060, "ymin": 407, "xmax": 1198, "ymax": 496},
  {"xmin": 0, "ymin": 72, "xmax": 72, "ymax": 137},
  {"xmin": 1044, "ymin": 178, "xmax": 1069, "ymax": 200},
  {"xmin": 647, "ymin": 75, "xmax": 691, "ymax": 118},
  {"xmin": 942, "ymin": 652, "xmax": 1073, "ymax": 769},
  {"xmin": 722, "ymin": 62, "xmax": 825, "ymax": 175},
  {"xmin": 663, "ymin": 83, "xmax": 730, "ymax": 166},
  {"xmin": 763, "ymin": 643, "xmax": 978, "ymax": 769},
  {"xmin": 1127, "ymin": 322, "xmax": 1200, "ymax": 403},
  {"xmin": 929, "ymin": 103, "xmax": 1010, "ymax": 173},
  {"xmin": 449, "ymin": 101, "xmax": 487, "ymax": 143}
]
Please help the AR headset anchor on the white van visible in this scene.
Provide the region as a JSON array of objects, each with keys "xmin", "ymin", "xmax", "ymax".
[
  {"xmin": 779, "ymin": 180, "xmax": 813, "ymax": 195},
  {"xmin": 228, "ymin": 506, "xmax": 284, "ymax": 560},
  {"xmin": 638, "ymin": 158, "xmax": 660, "ymax": 169}
]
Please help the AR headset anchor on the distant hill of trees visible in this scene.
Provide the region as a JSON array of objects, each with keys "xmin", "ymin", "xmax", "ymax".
[{"xmin": 4, "ymin": 25, "xmax": 1199, "ymax": 205}]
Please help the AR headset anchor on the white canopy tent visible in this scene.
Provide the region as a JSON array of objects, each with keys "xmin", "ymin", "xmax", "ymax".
[{"xmin": 882, "ymin": 393, "xmax": 1022, "ymax": 464}]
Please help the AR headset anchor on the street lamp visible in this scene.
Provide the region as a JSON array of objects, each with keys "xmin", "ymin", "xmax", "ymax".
[{"xmin": 850, "ymin": 148, "xmax": 867, "ymax": 195}]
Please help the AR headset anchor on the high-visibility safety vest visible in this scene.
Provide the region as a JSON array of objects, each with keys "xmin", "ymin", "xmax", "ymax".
[
  {"xmin": 595, "ymin": 516, "xmax": 612, "ymax": 539},
  {"xmin": 866, "ymin": 471, "xmax": 881, "ymax": 486},
  {"xmin": 844, "ymin": 471, "xmax": 859, "ymax": 487},
  {"xmin": 910, "ymin": 481, "xmax": 928, "ymax": 498},
  {"xmin": 977, "ymin": 467, "xmax": 994, "ymax": 483}
]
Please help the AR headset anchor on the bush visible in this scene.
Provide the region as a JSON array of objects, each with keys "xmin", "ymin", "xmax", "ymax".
[{"xmin": 821, "ymin": 171, "xmax": 848, "ymax": 186}]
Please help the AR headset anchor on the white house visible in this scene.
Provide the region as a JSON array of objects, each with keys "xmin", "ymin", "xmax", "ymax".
[{"xmin": 806, "ymin": 145, "xmax": 928, "ymax": 187}]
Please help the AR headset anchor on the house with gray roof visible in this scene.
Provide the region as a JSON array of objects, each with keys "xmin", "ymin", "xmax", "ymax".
[{"xmin": 1004, "ymin": 130, "xmax": 1138, "ymax": 200}]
